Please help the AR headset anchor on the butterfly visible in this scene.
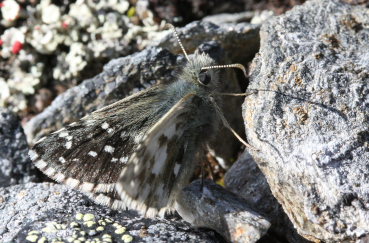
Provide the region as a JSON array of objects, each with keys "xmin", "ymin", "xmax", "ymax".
[{"xmin": 28, "ymin": 24, "xmax": 253, "ymax": 217}]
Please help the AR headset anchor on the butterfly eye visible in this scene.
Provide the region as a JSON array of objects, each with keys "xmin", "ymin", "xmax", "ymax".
[{"xmin": 198, "ymin": 70, "xmax": 211, "ymax": 85}]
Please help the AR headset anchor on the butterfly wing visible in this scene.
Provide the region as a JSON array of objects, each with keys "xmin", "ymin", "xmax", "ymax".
[
  {"xmin": 29, "ymin": 85, "xmax": 167, "ymax": 194},
  {"xmin": 116, "ymin": 93, "xmax": 208, "ymax": 217}
]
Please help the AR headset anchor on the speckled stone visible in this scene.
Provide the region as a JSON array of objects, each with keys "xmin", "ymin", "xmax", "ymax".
[
  {"xmin": 243, "ymin": 0, "xmax": 369, "ymax": 241},
  {"xmin": 0, "ymin": 183, "xmax": 221, "ymax": 243},
  {"xmin": 0, "ymin": 109, "xmax": 39, "ymax": 187}
]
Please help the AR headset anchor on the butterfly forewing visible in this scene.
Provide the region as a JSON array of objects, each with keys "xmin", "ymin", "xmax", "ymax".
[
  {"xmin": 29, "ymin": 86, "xmax": 168, "ymax": 194},
  {"xmin": 116, "ymin": 93, "xmax": 206, "ymax": 217}
]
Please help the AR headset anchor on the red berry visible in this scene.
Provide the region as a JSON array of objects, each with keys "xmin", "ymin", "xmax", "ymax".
[
  {"xmin": 12, "ymin": 41, "xmax": 23, "ymax": 54},
  {"xmin": 0, "ymin": 39, "xmax": 3, "ymax": 46},
  {"xmin": 62, "ymin": 21, "xmax": 69, "ymax": 29}
]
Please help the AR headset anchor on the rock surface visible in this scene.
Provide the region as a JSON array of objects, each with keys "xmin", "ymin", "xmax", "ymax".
[
  {"xmin": 225, "ymin": 152, "xmax": 311, "ymax": 243},
  {"xmin": 0, "ymin": 109, "xmax": 39, "ymax": 187},
  {"xmin": 0, "ymin": 183, "xmax": 221, "ymax": 243},
  {"xmin": 243, "ymin": 0, "xmax": 369, "ymax": 242},
  {"xmin": 176, "ymin": 179, "xmax": 271, "ymax": 243},
  {"xmin": 157, "ymin": 21, "xmax": 260, "ymax": 65}
]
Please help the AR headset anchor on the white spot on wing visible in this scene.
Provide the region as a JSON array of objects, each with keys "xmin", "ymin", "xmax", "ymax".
[
  {"xmin": 35, "ymin": 159, "xmax": 47, "ymax": 169},
  {"xmin": 101, "ymin": 122, "xmax": 109, "ymax": 130},
  {"xmin": 28, "ymin": 150, "xmax": 39, "ymax": 160},
  {"xmin": 65, "ymin": 178, "xmax": 80, "ymax": 188},
  {"xmin": 65, "ymin": 141, "xmax": 72, "ymax": 149},
  {"xmin": 80, "ymin": 182, "xmax": 95, "ymax": 192},
  {"xmin": 152, "ymin": 146, "xmax": 167, "ymax": 175},
  {"xmin": 88, "ymin": 151, "xmax": 97, "ymax": 157},
  {"xmin": 134, "ymin": 134, "xmax": 144, "ymax": 144},
  {"xmin": 44, "ymin": 167, "xmax": 56, "ymax": 176},
  {"xmin": 59, "ymin": 131, "xmax": 69, "ymax": 138},
  {"xmin": 173, "ymin": 163, "xmax": 181, "ymax": 176},
  {"xmin": 111, "ymin": 158, "xmax": 118, "ymax": 162},
  {"xmin": 104, "ymin": 145, "xmax": 115, "ymax": 153},
  {"xmin": 54, "ymin": 173, "xmax": 66, "ymax": 182},
  {"xmin": 119, "ymin": 156, "xmax": 128, "ymax": 164},
  {"xmin": 59, "ymin": 157, "xmax": 66, "ymax": 164},
  {"xmin": 107, "ymin": 128, "xmax": 114, "ymax": 133}
]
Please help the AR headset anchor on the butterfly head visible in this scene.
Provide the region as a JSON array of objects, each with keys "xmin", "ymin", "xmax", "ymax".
[{"xmin": 180, "ymin": 52, "xmax": 221, "ymax": 91}]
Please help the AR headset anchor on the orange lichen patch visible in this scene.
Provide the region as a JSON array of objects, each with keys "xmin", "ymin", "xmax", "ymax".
[
  {"xmin": 295, "ymin": 75, "xmax": 303, "ymax": 86},
  {"xmin": 277, "ymin": 76, "xmax": 287, "ymax": 83},
  {"xmin": 322, "ymin": 34, "xmax": 340, "ymax": 48},
  {"xmin": 313, "ymin": 52, "xmax": 324, "ymax": 60},
  {"xmin": 341, "ymin": 14, "xmax": 363, "ymax": 32},
  {"xmin": 293, "ymin": 106, "xmax": 309, "ymax": 124},
  {"xmin": 232, "ymin": 225, "xmax": 246, "ymax": 240}
]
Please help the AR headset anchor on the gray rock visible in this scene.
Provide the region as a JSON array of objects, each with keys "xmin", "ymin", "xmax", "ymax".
[
  {"xmin": 157, "ymin": 21, "xmax": 260, "ymax": 65},
  {"xmin": 243, "ymin": 0, "xmax": 369, "ymax": 242},
  {"xmin": 0, "ymin": 109, "xmax": 39, "ymax": 187},
  {"xmin": 225, "ymin": 151, "xmax": 310, "ymax": 243},
  {"xmin": 203, "ymin": 12, "xmax": 255, "ymax": 25},
  {"xmin": 0, "ymin": 183, "xmax": 221, "ymax": 243},
  {"xmin": 175, "ymin": 179, "xmax": 270, "ymax": 243}
]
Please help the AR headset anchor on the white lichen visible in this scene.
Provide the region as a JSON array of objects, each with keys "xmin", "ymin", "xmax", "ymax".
[
  {"xmin": 28, "ymin": 24, "xmax": 64, "ymax": 54},
  {"xmin": 41, "ymin": 1, "xmax": 61, "ymax": 24},
  {"xmin": 1, "ymin": 27, "xmax": 25, "ymax": 58},
  {"xmin": 1, "ymin": 0, "xmax": 20, "ymax": 23}
]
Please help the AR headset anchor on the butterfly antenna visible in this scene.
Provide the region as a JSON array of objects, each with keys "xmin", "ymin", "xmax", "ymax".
[
  {"xmin": 166, "ymin": 23, "xmax": 190, "ymax": 62},
  {"xmin": 201, "ymin": 64, "xmax": 247, "ymax": 79}
]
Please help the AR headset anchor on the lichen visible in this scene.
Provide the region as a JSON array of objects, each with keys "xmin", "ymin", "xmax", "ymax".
[{"xmin": 0, "ymin": 0, "xmax": 164, "ymax": 113}]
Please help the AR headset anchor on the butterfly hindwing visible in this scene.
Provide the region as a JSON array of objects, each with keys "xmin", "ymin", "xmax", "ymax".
[
  {"xmin": 29, "ymin": 86, "xmax": 167, "ymax": 194},
  {"xmin": 116, "ymin": 93, "xmax": 206, "ymax": 217}
]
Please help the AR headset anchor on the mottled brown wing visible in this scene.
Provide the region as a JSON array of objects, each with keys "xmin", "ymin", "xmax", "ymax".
[
  {"xmin": 116, "ymin": 93, "xmax": 205, "ymax": 217},
  {"xmin": 29, "ymin": 86, "xmax": 167, "ymax": 194}
]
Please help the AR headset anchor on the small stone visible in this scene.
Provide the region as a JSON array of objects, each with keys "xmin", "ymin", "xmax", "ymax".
[
  {"xmin": 114, "ymin": 227, "xmax": 126, "ymax": 234},
  {"xmin": 37, "ymin": 236, "xmax": 47, "ymax": 243},
  {"xmin": 102, "ymin": 234, "xmax": 111, "ymax": 239},
  {"xmin": 70, "ymin": 222, "xmax": 80, "ymax": 228},
  {"xmin": 75, "ymin": 213, "xmax": 84, "ymax": 220},
  {"xmin": 88, "ymin": 230, "xmax": 97, "ymax": 236},
  {"xmin": 98, "ymin": 219, "xmax": 106, "ymax": 226},
  {"xmin": 83, "ymin": 213, "xmax": 95, "ymax": 222},
  {"xmin": 26, "ymin": 235, "xmax": 38, "ymax": 242},
  {"xmin": 96, "ymin": 226, "xmax": 104, "ymax": 232},
  {"xmin": 121, "ymin": 234, "xmax": 133, "ymax": 243},
  {"xmin": 84, "ymin": 221, "xmax": 96, "ymax": 228}
]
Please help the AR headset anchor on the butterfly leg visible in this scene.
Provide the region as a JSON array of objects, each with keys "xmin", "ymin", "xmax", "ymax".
[
  {"xmin": 210, "ymin": 97, "xmax": 259, "ymax": 151},
  {"xmin": 214, "ymin": 91, "xmax": 257, "ymax": 97}
]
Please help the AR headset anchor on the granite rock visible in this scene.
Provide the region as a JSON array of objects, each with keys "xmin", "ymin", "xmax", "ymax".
[
  {"xmin": 0, "ymin": 109, "xmax": 39, "ymax": 187},
  {"xmin": 0, "ymin": 183, "xmax": 221, "ymax": 243},
  {"xmin": 157, "ymin": 21, "xmax": 260, "ymax": 65},
  {"xmin": 225, "ymin": 151, "xmax": 310, "ymax": 243},
  {"xmin": 176, "ymin": 179, "xmax": 271, "ymax": 243},
  {"xmin": 243, "ymin": 0, "xmax": 369, "ymax": 242}
]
